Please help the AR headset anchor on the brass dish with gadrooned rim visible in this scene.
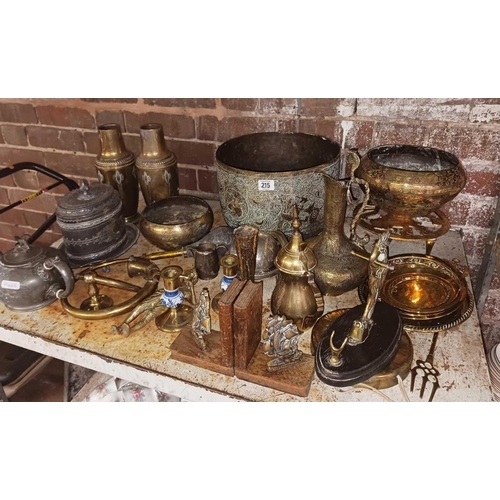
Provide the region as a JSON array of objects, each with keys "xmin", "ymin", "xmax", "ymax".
[{"xmin": 358, "ymin": 254, "xmax": 473, "ymax": 332}]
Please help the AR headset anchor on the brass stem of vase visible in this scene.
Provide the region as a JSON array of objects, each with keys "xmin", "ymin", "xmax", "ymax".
[
  {"xmin": 307, "ymin": 175, "xmax": 368, "ymax": 296},
  {"xmin": 95, "ymin": 124, "xmax": 139, "ymax": 223},
  {"xmin": 136, "ymin": 123, "xmax": 179, "ymax": 205}
]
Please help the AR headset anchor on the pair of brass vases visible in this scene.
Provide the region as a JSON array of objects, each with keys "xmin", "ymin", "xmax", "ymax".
[{"xmin": 94, "ymin": 123, "xmax": 179, "ymax": 223}]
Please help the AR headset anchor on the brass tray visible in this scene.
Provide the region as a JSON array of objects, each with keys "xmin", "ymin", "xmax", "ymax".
[{"xmin": 358, "ymin": 254, "xmax": 474, "ymax": 333}]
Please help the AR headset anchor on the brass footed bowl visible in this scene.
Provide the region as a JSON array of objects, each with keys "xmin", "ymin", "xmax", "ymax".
[
  {"xmin": 355, "ymin": 144, "xmax": 466, "ymax": 218},
  {"xmin": 140, "ymin": 195, "xmax": 214, "ymax": 250},
  {"xmin": 358, "ymin": 254, "xmax": 471, "ymax": 329}
]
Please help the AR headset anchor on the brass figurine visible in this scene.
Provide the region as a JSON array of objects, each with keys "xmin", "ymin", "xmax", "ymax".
[
  {"xmin": 262, "ymin": 315, "xmax": 303, "ymax": 372},
  {"xmin": 327, "ymin": 231, "xmax": 392, "ymax": 366},
  {"xmin": 111, "ymin": 290, "xmax": 165, "ymax": 336},
  {"xmin": 191, "ymin": 288, "xmax": 211, "ymax": 351}
]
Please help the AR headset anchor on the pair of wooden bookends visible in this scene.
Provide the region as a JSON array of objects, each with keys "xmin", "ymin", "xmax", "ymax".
[{"xmin": 169, "ymin": 278, "xmax": 315, "ymax": 397}]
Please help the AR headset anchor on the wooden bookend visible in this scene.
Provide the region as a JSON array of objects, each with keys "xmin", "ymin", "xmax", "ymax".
[
  {"xmin": 233, "ymin": 280, "xmax": 263, "ymax": 370},
  {"xmin": 235, "ymin": 346, "xmax": 315, "ymax": 398},
  {"xmin": 218, "ymin": 278, "xmax": 246, "ymax": 368},
  {"xmin": 169, "ymin": 326, "xmax": 234, "ymax": 377}
]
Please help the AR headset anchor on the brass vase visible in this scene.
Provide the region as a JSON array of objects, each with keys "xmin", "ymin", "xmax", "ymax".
[
  {"xmin": 95, "ymin": 124, "xmax": 139, "ymax": 223},
  {"xmin": 136, "ymin": 123, "xmax": 179, "ymax": 205},
  {"xmin": 306, "ymin": 174, "xmax": 369, "ymax": 296}
]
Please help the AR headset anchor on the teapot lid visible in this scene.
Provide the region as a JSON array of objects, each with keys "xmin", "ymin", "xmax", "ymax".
[
  {"xmin": 1, "ymin": 238, "xmax": 44, "ymax": 266},
  {"xmin": 274, "ymin": 206, "xmax": 317, "ymax": 275}
]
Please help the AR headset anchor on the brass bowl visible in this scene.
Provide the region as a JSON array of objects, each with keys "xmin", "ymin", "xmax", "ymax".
[
  {"xmin": 139, "ymin": 195, "xmax": 214, "ymax": 250},
  {"xmin": 355, "ymin": 145, "xmax": 467, "ymax": 219},
  {"xmin": 358, "ymin": 254, "xmax": 472, "ymax": 330}
]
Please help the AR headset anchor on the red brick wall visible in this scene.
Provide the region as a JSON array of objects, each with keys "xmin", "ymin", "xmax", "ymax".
[{"xmin": 1, "ymin": 98, "xmax": 499, "ymax": 338}]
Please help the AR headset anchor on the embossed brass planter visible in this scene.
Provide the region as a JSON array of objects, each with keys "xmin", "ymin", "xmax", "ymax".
[
  {"xmin": 95, "ymin": 124, "xmax": 139, "ymax": 224},
  {"xmin": 354, "ymin": 145, "xmax": 466, "ymax": 250},
  {"xmin": 215, "ymin": 132, "xmax": 342, "ymax": 239},
  {"xmin": 136, "ymin": 123, "xmax": 179, "ymax": 205},
  {"xmin": 140, "ymin": 195, "xmax": 214, "ymax": 250},
  {"xmin": 358, "ymin": 254, "xmax": 473, "ymax": 332}
]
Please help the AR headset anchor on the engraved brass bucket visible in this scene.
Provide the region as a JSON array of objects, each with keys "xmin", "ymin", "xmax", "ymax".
[{"xmin": 215, "ymin": 132, "xmax": 342, "ymax": 240}]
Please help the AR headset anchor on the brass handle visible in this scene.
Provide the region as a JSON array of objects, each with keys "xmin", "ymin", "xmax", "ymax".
[
  {"xmin": 342, "ymin": 149, "xmax": 371, "ymax": 245},
  {"xmin": 145, "ymin": 249, "xmax": 187, "ymax": 260}
]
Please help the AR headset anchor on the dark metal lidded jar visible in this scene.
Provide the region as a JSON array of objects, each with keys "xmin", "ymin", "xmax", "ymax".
[
  {"xmin": 56, "ymin": 182, "xmax": 134, "ymax": 267},
  {"xmin": 215, "ymin": 132, "xmax": 342, "ymax": 240},
  {"xmin": 95, "ymin": 123, "xmax": 139, "ymax": 224}
]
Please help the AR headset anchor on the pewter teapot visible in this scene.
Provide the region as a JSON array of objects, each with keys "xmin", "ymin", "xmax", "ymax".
[{"xmin": 0, "ymin": 238, "xmax": 74, "ymax": 312}]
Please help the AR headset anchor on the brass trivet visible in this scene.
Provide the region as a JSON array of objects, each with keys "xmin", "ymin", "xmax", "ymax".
[{"xmin": 356, "ymin": 206, "xmax": 450, "ymax": 241}]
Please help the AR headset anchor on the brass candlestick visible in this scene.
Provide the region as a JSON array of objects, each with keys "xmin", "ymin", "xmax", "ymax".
[
  {"xmin": 212, "ymin": 253, "xmax": 239, "ymax": 313},
  {"xmin": 155, "ymin": 266, "xmax": 194, "ymax": 333}
]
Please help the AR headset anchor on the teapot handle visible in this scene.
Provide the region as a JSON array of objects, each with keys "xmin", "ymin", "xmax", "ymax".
[{"xmin": 44, "ymin": 256, "xmax": 74, "ymax": 298}]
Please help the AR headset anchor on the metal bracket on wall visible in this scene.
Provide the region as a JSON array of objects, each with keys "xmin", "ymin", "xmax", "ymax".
[{"xmin": 474, "ymin": 194, "xmax": 500, "ymax": 318}]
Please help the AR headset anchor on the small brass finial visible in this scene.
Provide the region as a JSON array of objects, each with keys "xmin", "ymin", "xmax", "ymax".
[{"xmin": 292, "ymin": 205, "xmax": 300, "ymax": 231}]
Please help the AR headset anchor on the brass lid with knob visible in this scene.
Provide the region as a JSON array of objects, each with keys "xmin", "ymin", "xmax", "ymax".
[{"xmin": 274, "ymin": 206, "xmax": 317, "ymax": 276}]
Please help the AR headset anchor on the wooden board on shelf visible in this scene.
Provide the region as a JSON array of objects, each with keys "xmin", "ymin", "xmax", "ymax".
[
  {"xmin": 169, "ymin": 326, "xmax": 234, "ymax": 377},
  {"xmin": 234, "ymin": 345, "xmax": 315, "ymax": 398}
]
